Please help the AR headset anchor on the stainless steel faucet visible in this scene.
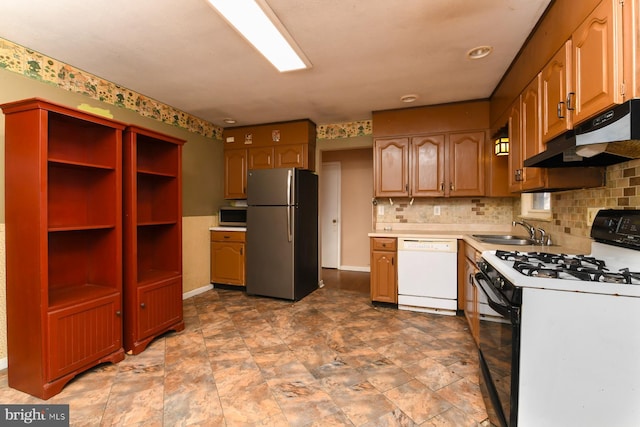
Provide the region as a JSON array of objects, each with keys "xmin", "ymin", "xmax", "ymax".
[
  {"xmin": 512, "ymin": 220, "xmax": 536, "ymax": 240},
  {"xmin": 513, "ymin": 220, "xmax": 551, "ymax": 245}
]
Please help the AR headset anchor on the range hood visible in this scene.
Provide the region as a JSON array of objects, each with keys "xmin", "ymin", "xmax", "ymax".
[{"xmin": 525, "ymin": 99, "xmax": 640, "ymax": 168}]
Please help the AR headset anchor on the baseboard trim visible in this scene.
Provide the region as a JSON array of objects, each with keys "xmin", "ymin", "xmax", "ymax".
[
  {"xmin": 339, "ymin": 265, "xmax": 370, "ymax": 272},
  {"xmin": 183, "ymin": 284, "xmax": 214, "ymax": 300},
  {"xmin": 0, "ymin": 357, "xmax": 7, "ymax": 371}
]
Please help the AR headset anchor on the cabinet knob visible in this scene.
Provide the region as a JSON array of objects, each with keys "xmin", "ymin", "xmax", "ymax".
[
  {"xmin": 116, "ymin": 311, "xmax": 121, "ymax": 317},
  {"xmin": 140, "ymin": 303, "xmax": 146, "ymax": 308},
  {"xmin": 450, "ymin": 182, "xmax": 454, "ymax": 191}
]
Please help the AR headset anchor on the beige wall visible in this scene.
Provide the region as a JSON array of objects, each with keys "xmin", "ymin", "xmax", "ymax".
[{"xmin": 322, "ymin": 148, "xmax": 373, "ymax": 269}]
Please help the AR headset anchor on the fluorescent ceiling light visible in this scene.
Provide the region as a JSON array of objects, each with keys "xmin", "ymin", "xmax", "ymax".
[{"xmin": 206, "ymin": 0, "xmax": 311, "ymax": 72}]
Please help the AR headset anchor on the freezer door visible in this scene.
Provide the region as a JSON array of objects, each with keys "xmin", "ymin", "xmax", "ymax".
[
  {"xmin": 247, "ymin": 168, "xmax": 294, "ymax": 206},
  {"xmin": 246, "ymin": 205, "xmax": 295, "ymax": 299}
]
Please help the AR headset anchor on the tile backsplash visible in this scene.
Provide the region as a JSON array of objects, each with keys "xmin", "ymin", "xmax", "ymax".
[
  {"xmin": 374, "ymin": 197, "xmax": 516, "ymax": 225},
  {"xmin": 546, "ymin": 158, "xmax": 640, "ymax": 238}
]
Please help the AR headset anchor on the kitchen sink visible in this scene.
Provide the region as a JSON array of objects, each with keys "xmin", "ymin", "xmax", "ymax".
[{"xmin": 472, "ymin": 234, "xmax": 537, "ymax": 245}]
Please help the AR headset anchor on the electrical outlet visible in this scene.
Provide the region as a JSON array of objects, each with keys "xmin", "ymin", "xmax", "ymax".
[
  {"xmin": 377, "ymin": 205, "xmax": 384, "ymax": 216},
  {"xmin": 434, "ymin": 205, "xmax": 441, "ymax": 216},
  {"xmin": 587, "ymin": 207, "xmax": 603, "ymax": 226}
]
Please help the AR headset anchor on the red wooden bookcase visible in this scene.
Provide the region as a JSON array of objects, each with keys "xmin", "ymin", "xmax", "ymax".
[
  {"xmin": 123, "ymin": 126, "xmax": 185, "ymax": 354},
  {"xmin": 1, "ymin": 98, "xmax": 126, "ymax": 399}
]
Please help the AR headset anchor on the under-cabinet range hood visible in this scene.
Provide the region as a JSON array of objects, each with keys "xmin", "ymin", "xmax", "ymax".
[{"xmin": 525, "ymin": 99, "xmax": 640, "ymax": 167}]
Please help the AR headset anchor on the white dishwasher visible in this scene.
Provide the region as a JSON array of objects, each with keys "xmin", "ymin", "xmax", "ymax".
[{"xmin": 397, "ymin": 238, "xmax": 458, "ymax": 315}]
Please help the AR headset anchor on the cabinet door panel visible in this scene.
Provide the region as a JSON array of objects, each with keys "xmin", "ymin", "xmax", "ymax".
[
  {"xmin": 542, "ymin": 41, "xmax": 572, "ymax": 142},
  {"xmin": 572, "ymin": 0, "xmax": 623, "ymax": 125},
  {"xmin": 521, "ymin": 76, "xmax": 546, "ymax": 191},
  {"xmin": 211, "ymin": 241, "xmax": 245, "ymax": 285},
  {"xmin": 374, "ymin": 138, "xmax": 409, "ymax": 197},
  {"xmin": 47, "ymin": 295, "xmax": 121, "ymax": 380},
  {"xmin": 411, "ymin": 134, "xmax": 445, "ymax": 196},
  {"xmin": 370, "ymin": 251, "xmax": 397, "ymax": 303},
  {"xmin": 137, "ymin": 278, "xmax": 182, "ymax": 340},
  {"xmin": 275, "ymin": 144, "xmax": 307, "ymax": 169},
  {"xmin": 224, "ymin": 149, "xmax": 247, "ymax": 199},
  {"xmin": 449, "ymin": 131, "xmax": 484, "ymax": 196},
  {"xmin": 249, "ymin": 147, "xmax": 274, "ymax": 170},
  {"xmin": 508, "ymin": 99, "xmax": 522, "ymax": 193}
]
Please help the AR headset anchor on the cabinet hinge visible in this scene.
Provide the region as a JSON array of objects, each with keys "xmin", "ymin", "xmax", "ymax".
[{"xmin": 621, "ymin": 81, "xmax": 626, "ymax": 98}]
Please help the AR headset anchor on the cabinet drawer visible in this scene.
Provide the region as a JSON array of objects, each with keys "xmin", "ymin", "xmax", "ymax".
[
  {"xmin": 371, "ymin": 237, "xmax": 397, "ymax": 251},
  {"xmin": 211, "ymin": 231, "xmax": 246, "ymax": 242}
]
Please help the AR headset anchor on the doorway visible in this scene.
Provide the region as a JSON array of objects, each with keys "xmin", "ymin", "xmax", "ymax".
[{"xmin": 320, "ymin": 162, "xmax": 340, "ymax": 268}]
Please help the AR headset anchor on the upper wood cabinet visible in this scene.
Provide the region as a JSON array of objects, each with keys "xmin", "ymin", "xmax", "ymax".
[
  {"xmin": 373, "ymin": 137, "xmax": 409, "ymax": 197},
  {"xmin": 507, "ymin": 78, "xmax": 605, "ymax": 193},
  {"xmin": 541, "ymin": 41, "xmax": 573, "ymax": 142},
  {"xmin": 374, "ymin": 132, "xmax": 484, "ymax": 198},
  {"xmin": 373, "ymin": 101, "xmax": 506, "ymax": 197},
  {"xmin": 448, "ymin": 131, "xmax": 485, "ymax": 196},
  {"xmin": 224, "ymin": 149, "xmax": 247, "ymax": 199},
  {"xmin": 571, "ymin": 0, "xmax": 623, "ymax": 125},
  {"xmin": 411, "ymin": 134, "xmax": 446, "ymax": 196},
  {"xmin": 248, "ymin": 146, "xmax": 274, "ymax": 170},
  {"xmin": 275, "ymin": 144, "xmax": 311, "ymax": 169},
  {"xmin": 223, "ymin": 119, "xmax": 316, "ymax": 199},
  {"xmin": 521, "ymin": 76, "xmax": 546, "ymax": 191},
  {"xmin": 508, "ymin": 98, "xmax": 523, "ymax": 192}
]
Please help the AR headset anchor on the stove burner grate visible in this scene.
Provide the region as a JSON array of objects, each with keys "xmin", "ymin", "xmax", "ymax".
[{"xmin": 499, "ymin": 250, "xmax": 640, "ymax": 284}]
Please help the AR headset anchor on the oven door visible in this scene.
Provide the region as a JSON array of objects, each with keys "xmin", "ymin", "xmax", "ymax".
[{"xmin": 475, "ymin": 271, "xmax": 520, "ymax": 427}]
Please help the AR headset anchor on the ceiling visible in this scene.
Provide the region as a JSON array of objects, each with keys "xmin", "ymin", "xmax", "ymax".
[{"xmin": 0, "ymin": 0, "xmax": 552, "ymax": 128}]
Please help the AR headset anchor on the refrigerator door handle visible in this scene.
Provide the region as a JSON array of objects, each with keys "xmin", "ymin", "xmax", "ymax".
[
  {"xmin": 287, "ymin": 206, "xmax": 293, "ymax": 242},
  {"xmin": 287, "ymin": 169, "xmax": 293, "ymax": 206},
  {"xmin": 287, "ymin": 169, "xmax": 293, "ymax": 242}
]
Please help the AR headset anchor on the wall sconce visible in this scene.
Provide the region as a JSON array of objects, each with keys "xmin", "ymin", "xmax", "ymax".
[{"xmin": 494, "ymin": 127, "xmax": 509, "ymax": 156}]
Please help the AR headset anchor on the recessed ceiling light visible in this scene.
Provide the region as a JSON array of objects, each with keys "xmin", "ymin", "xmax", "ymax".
[
  {"xmin": 400, "ymin": 94, "xmax": 419, "ymax": 103},
  {"xmin": 206, "ymin": 0, "xmax": 311, "ymax": 72},
  {"xmin": 467, "ymin": 45, "xmax": 493, "ymax": 60},
  {"xmin": 223, "ymin": 118, "xmax": 237, "ymax": 124}
]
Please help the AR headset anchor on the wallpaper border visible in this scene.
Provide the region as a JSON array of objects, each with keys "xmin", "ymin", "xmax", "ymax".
[{"xmin": 0, "ymin": 37, "xmax": 372, "ymax": 141}]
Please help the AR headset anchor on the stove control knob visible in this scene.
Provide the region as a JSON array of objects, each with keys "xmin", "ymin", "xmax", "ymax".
[{"xmin": 496, "ymin": 277, "xmax": 505, "ymax": 289}]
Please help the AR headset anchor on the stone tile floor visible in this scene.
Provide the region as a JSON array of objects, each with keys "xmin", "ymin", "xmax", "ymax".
[{"xmin": 0, "ymin": 270, "xmax": 489, "ymax": 426}]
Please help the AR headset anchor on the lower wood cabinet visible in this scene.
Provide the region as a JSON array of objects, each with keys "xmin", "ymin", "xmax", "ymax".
[
  {"xmin": 370, "ymin": 237, "xmax": 397, "ymax": 303},
  {"xmin": 211, "ymin": 230, "xmax": 246, "ymax": 286}
]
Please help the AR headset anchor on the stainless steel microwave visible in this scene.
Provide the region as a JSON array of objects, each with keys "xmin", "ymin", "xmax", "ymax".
[{"xmin": 218, "ymin": 206, "xmax": 247, "ymax": 226}]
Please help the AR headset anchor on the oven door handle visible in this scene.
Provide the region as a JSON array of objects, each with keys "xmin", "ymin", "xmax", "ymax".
[{"xmin": 474, "ymin": 272, "xmax": 512, "ymax": 318}]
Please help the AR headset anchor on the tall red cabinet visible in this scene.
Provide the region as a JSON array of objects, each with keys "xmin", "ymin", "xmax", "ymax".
[
  {"xmin": 123, "ymin": 126, "xmax": 185, "ymax": 355},
  {"xmin": 1, "ymin": 98, "xmax": 126, "ymax": 399}
]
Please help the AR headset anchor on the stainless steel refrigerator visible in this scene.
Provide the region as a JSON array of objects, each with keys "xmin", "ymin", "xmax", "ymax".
[{"xmin": 246, "ymin": 168, "xmax": 319, "ymax": 300}]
